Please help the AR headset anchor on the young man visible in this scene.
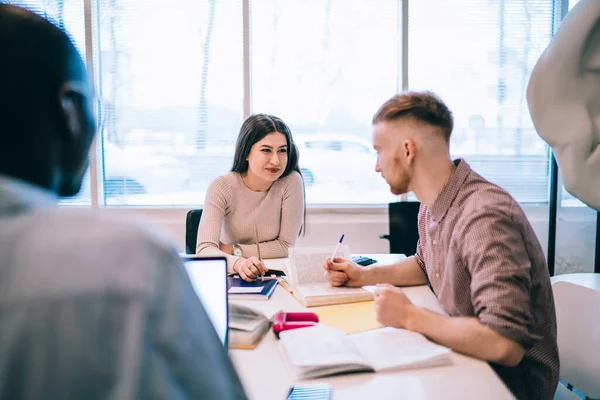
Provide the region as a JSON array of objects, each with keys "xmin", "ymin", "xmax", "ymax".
[
  {"xmin": 325, "ymin": 91, "xmax": 558, "ymax": 400},
  {"xmin": 0, "ymin": 5, "xmax": 246, "ymax": 399}
]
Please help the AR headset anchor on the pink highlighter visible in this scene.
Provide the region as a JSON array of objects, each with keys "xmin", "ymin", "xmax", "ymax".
[{"xmin": 272, "ymin": 312, "xmax": 319, "ymax": 338}]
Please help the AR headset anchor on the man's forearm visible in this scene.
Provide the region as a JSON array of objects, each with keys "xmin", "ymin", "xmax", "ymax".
[
  {"xmin": 406, "ymin": 307, "xmax": 526, "ymax": 367},
  {"xmin": 367, "ymin": 256, "xmax": 428, "ymax": 286}
]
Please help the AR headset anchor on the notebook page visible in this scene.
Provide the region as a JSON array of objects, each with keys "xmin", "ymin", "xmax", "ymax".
[
  {"xmin": 288, "ymin": 245, "xmax": 351, "ymax": 287},
  {"xmin": 350, "ymin": 327, "xmax": 452, "ymax": 372},
  {"xmin": 279, "ymin": 325, "xmax": 368, "ymax": 368}
]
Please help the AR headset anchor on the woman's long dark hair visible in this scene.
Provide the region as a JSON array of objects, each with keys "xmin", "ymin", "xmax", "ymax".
[{"xmin": 231, "ymin": 114, "xmax": 306, "ymax": 236}]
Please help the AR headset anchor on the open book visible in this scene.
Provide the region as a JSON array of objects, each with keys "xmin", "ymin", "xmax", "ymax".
[
  {"xmin": 228, "ymin": 302, "xmax": 280, "ymax": 349},
  {"xmin": 286, "ymin": 246, "xmax": 373, "ymax": 307},
  {"xmin": 279, "ymin": 325, "xmax": 452, "ymax": 379},
  {"xmin": 314, "ymin": 301, "xmax": 383, "ymax": 334}
]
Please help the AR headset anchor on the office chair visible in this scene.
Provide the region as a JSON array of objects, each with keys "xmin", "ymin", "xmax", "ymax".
[
  {"xmin": 380, "ymin": 201, "xmax": 421, "ymax": 256},
  {"xmin": 185, "ymin": 209, "xmax": 203, "ymax": 254}
]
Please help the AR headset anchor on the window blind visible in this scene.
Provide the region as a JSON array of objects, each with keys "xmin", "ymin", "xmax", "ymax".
[
  {"xmin": 5, "ymin": 0, "xmax": 578, "ymax": 208},
  {"xmin": 250, "ymin": 0, "xmax": 400, "ymax": 205},
  {"xmin": 3, "ymin": 0, "xmax": 90, "ymax": 205},
  {"xmin": 91, "ymin": 0, "xmax": 243, "ymax": 206},
  {"xmin": 408, "ymin": 0, "xmax": 555, "ymax": 203}
]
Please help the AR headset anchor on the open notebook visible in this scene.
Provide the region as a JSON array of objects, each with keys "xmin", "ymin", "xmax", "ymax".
[
  {"xmin": 285, "ymin": 246, "xmax": 373, "ymax": 307},
  {"xmin": 279, "ymin": 325, "xmax": 452, "ymax": 380}
]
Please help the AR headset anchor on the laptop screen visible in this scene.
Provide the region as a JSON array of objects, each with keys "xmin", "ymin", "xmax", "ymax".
[{"xmin": 183, "ymin": 257, "xmax": 228, "ymax": 346}]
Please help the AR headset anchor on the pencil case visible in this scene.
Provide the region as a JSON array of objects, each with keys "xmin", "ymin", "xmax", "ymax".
[{"xmin": 272, "ymin": 312, "xmax": 319, "ymax": 338}]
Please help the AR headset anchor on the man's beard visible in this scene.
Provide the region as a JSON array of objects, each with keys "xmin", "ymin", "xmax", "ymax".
[{"xmin": 389, "ymin": 164, "xmax": 411, "ymax": 195}]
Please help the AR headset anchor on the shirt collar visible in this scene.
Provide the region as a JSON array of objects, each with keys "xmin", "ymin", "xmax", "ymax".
[
  {"xmin": 0, "ymin": 175, "xmax": 58, "ymax": 215},
  {"xmin": 430, "ymin": 158, "xmax": 471, "ymax": 221}
]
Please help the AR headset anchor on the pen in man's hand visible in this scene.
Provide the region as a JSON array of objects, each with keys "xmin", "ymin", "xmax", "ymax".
[{"xmin": 330, "ymin": 234, "xmax": 345, "ymax": 262}]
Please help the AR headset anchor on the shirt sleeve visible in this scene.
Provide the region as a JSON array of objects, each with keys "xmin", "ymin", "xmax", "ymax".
[
  {"xmin": 413, "ymin": 205, "xmax": 427, "ymax": 275},
  {"xmin": 196, "ymin": 177, "xmax": 240, "ymax": 272},
  {"xmin": 460, "ymin": 204, "xmax": 542, "ymax": 350},
  {"xmin": 238, "ymin": 171, "xmax": 304, "ymax": 259},
  {"xmin": 149, "ymin": 246, "xmax": 248, "ymax": 399}
]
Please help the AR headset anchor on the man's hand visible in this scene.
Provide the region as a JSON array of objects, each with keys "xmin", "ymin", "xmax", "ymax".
[
  {"xmin": 374, "ymin": 283, "xmax": 417, "ymax": 329},
  {"xmin": 324, "ymin": 257, "xmax": 368, "ymax": 287},
  {"xmin": 219, "ymin": 242, "xmax": 233, "ymax": 255},
  {"xmin": 233, "ymin": 256, "xmax": 267, "ymax": 282}
]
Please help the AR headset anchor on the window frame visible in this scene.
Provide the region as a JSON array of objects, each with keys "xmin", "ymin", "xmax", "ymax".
[{"xmin": 66, "ymin": 0, "xmax": 572, "ymax": 211}]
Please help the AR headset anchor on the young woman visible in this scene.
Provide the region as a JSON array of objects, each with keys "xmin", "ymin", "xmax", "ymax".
[{"xmin": 196, "ymin": 114, "xmax": 306, "ymax": 281}]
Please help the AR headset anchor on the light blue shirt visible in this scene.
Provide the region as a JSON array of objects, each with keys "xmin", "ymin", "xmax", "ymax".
[{"xmin": 0, "ymin": 176, "xmax": 247, "ymax": 399}]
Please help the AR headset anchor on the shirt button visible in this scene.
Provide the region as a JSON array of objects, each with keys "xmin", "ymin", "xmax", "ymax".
[
  {"xmin": 435, "ymin": 272, "xmax": 440, "ymax": 278},
  {"xmin": 432, "ymin": 240, "xmax": 437, "ymax": 245}
]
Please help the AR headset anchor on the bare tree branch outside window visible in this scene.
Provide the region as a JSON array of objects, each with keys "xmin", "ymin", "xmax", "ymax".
[{"xmin": 197, "ymin": 0, "xmax": 216, "ymax": 150}]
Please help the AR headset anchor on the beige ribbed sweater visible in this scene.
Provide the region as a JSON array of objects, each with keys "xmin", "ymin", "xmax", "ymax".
[{"xmin": 196, "ymin": 171, "xmax": 304, "ymax": 272}]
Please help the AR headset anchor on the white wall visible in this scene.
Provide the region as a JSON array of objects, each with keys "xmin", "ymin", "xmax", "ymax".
[{"xmin": 104, "ymin": 205, "xmax": 597, "ymax": 274}]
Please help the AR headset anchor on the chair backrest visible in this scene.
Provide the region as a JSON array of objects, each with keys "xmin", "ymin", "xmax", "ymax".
[
  {"xmin": 185, "ymin": 209, "xmax": 203, "ymax": 254},
  {"xmin": 552, "ymin": 281, "xmax": 600, "ymax": 398},
  {"xmin": 382, "ymin": 201, "xmax": 421, "ymax": 255}
]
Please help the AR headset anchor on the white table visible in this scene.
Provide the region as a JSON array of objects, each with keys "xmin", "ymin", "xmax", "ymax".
[
  {"xmin": 229, "ymin": 254, "xmax": 514, "ymax": 400},
  {"xmin": 551, "ymin": 273, "xmax": 600, "ymax": 292}
]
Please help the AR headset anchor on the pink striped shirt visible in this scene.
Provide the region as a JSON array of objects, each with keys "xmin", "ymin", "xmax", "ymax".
[{"xmin": 414, "ymin": 159, "xmax": 558, "ymax": 400}]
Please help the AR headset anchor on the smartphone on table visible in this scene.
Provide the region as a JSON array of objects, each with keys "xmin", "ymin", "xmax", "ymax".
[{"xmin": 287, "ymin": 384, "xmax": 331, "ymax": 400}]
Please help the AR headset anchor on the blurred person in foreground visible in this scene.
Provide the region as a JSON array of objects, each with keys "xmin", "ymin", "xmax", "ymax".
[{"xmin": 0, "ymin": 4, "xmax": 246, "ymax": 399}]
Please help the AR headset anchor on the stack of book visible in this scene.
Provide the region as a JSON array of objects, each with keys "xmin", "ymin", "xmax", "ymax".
[{"xmin": 227, "ymin": 276, "xmax": 278, "ymax": 301}]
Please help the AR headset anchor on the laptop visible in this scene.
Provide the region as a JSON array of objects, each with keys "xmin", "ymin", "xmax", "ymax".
[{"xmin": 182, "ymin": 256, "xmax": 229, "ymax": 347}]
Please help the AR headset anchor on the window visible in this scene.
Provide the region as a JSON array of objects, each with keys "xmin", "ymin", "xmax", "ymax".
[
  {"xmin": 408, "ymin": 0, "xmax": 555, "ymax": 203},
  {"xmin": 251, "ymin": 0, "xmax": 400, "ymax": 205},
  {"xmin": 569, "ymin": 0, "xmax": 579, "ymax": 10},
  {"xmin": 4, "ymin": 0, "xmax": 85, "ymax": 50},
  {"xmin": 92, "ymin": 0, "xmax": 243, "ymax": 206},
  {"xmin": 342, "ymin": 142, "xmax": 372, "ymax": 154},
  {"xmin": 8, "ymin": 0, "xmax": 569, "ymax": 208},
  {"xmin": 5, "ymin": 0, "xmax": 91, "ymax": 205},
  {"xmin": 303, "ymin": 141, "xmax": 342, "ymax": 152}
]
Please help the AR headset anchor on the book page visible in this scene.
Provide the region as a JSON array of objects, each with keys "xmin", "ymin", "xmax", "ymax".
[
  {"xmin": 350, "ymin": 327, "xmax": 452, "ymax": 372},
  {"xmin": 298, "ymin": 283, "xmax": 370, "ymax": 297},
  {"xmin": 315, "ymin": 301, "xmax": 383, "ymax": 334},
  {"xmin": 229, "ymin": 301, "xmax": 281, "ymax": 321},
  {"xmin": 229, "ymin": 314, "xmax": 266, "ymax": 332},
  {"xmin": 288, "ymin": 245, "xmax": 351, "ymax": 287},
  {"xmin": 229, "ymin": 286, "xmax": 263, "ymax": 294},
  {"xmin": 279, "ymin": 325, "xmax": 367, "ymax": 368}
]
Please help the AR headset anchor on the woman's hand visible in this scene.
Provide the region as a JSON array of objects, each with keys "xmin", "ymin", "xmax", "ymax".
[{"xmin": 233, "ymin": 256, "xmax": 268, "ymax": 282}]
